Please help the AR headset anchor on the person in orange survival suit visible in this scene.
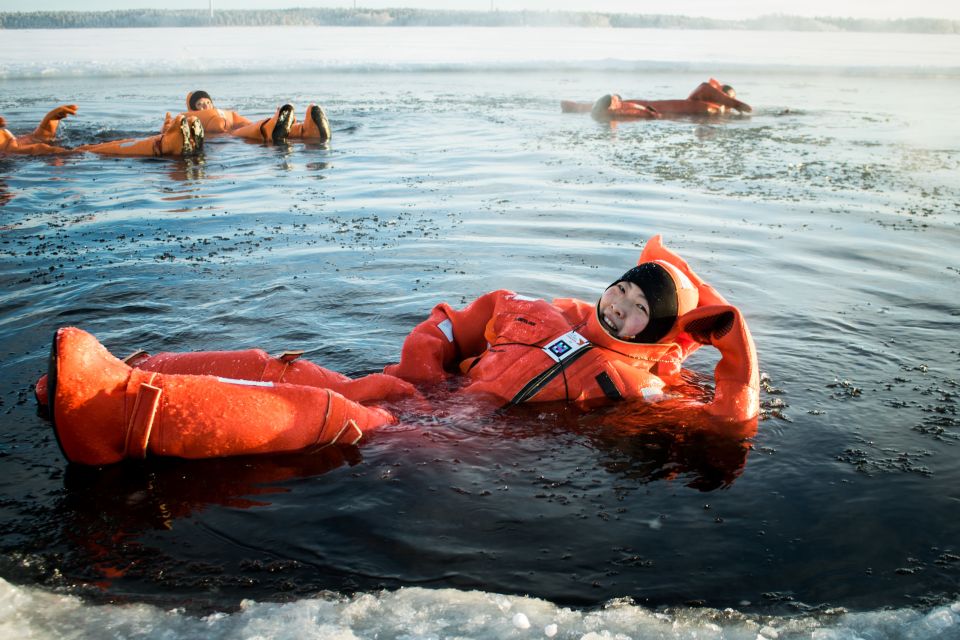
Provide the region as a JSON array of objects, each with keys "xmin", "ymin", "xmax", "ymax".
[
  {"xmin": 617, "ymin": 78, "xmax": 752, "ymax": 117},
  {"xmin": 0, "ymin": 105, "xmax": 77, "ymax": 155},
  {"xmin": 38, "ymin": 235, "xmax": 757, "ymax": 465},
  {"xmin": 163, "ymin": 91, "xmax": 331, "ymax": 144},
  {"xmin": 384, "ymin": 235, "xmax": 759, "ymax": 431},
  {"xmin": 2, "ymin": 104, "xmax": 204, "ymax": 158},
  {"xmin": 562, "ymin": 78, "xmax": 752, "ymax": 120}
]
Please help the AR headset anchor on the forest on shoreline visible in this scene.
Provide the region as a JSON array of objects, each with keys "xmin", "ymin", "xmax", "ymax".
[{"xmin": 1, "ymin": 8, "xmax": 957, "ymax": 33}]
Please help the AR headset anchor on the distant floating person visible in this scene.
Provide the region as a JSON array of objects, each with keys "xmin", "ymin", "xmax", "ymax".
[
  {"xmin": 168, "ymin": 90, "xmax": 331, "ymax": 143},
  {"xmin": 2, "ymin": 104, "xmax": 204, "ymax": 158},
  {"xmin": 562, "ymin": 78, "xmax": 753, "ymax": 121}
]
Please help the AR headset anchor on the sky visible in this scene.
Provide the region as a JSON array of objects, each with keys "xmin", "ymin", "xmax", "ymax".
[{"xmin": 0, "ymin": 0, "xmax": 958, "ymax": 20}]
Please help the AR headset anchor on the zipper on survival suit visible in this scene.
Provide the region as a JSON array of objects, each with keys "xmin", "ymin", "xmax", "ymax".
[
  {"xmin": 471, "ymin": 326, "xmax": 630, "ymax": 406},
  {"xmin": 509, "ymin": 344, "xmax": 595, "ymax": 405},
  {"xmin": 508, "ymin": 330, "xmax": 595, "ymax": 405}
]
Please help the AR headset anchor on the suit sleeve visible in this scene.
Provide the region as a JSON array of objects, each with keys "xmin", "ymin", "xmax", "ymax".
[
  {"xmin": 672, "ymin": 304, "xmax": 760, "ymax": 422},
  {"xmin": 2, "ymin": 131, "xmax": 69, "ymax": 156},
  {"xmin": 686, "ymin": 80, "xmax": 752, "ymax": 113},
  {"xmin": 384, "ymin": 290, "xmax": 505, "ymax": 384}
]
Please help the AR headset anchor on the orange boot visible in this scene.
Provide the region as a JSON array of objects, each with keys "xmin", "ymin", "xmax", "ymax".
[
  {"xmin": 47, "ymin": 327, "xmax": 395, "ymax": 465},
  {"xmin": 231, "ymin": 104, "xmax": 295, "ymax": 143},
  {"xmin": 291, "ymin": 104, "xmax": 331, "ymax": 142},
  {"xmin": 78, "ymin": 115, "xmax": 204, "ymax": 157}
]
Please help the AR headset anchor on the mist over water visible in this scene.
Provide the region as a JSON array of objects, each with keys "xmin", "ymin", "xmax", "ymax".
[
  {"xmin": 2, "ymin": 26, "xmax": 960, "ymax": 78},
  {"xmin": 1, "ymin": 26, "xmax": 959, "ymax": 639}
]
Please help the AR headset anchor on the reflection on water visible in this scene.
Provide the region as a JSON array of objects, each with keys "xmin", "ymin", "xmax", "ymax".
[
  {"xmin": 164, "ymin": 156, "xmax": 207, "ymax": 183},
  {"xmin": 34, "ymin": 400, "xmax": 754, "ymax": 610},
  {"xmin": 0, "ymin": 177, "xmax": 13, "ymax": 207},
  {"xmin": 54, "ymin": 449, "xmax": 358, "ymax": 596}
]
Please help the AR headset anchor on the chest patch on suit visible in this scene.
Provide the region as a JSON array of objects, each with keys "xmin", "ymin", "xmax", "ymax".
[{"xmin": 542, "ymin": 331, "xmax": 590, "ymax": 363}]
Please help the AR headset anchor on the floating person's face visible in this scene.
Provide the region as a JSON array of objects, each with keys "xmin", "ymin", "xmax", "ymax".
[
  {"xmin": 193, "ymin": 97, "xmax": 214, "ymax": 110},
  {"xmin": 597, "ymin": 280, "xmax": 651, "ymax": 340}
]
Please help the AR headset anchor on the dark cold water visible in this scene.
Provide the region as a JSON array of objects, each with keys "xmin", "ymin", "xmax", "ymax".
[{"xmin": 0, "ymin": 27, "xmax": 959, "ymax": 639}]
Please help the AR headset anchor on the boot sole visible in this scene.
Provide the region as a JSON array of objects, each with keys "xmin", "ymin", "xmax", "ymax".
[
  {"xmin": 47, "ymin": 329, "xmax": 69, "ymax": 461},
  {"xmin": 189, "ymin": 118, "xmax": 205, "ymax": 155},
  {"xmin": 272, "ymin": 104, "xmax": 294, "ymax": 144},
  {"xmin": 309, "ymin": 105, "xmax": 331, "ymax": 142},
  {"xmin": 179, "ymin": 116, "xmax": 194, "ymax": 156}
]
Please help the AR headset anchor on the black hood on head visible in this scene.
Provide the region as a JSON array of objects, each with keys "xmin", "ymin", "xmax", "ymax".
[
  {"xmin": 610, "ymin": 262, "xmax": 678, "ymax": 343},
  {"xmin": 189, "ymin": 90, "xmax": 212, "ymax": 111}
]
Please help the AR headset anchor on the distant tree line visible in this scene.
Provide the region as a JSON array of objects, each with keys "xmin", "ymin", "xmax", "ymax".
[{"xmin": 0, "ymin": 9, "xmax": 956, "ymax": 34}]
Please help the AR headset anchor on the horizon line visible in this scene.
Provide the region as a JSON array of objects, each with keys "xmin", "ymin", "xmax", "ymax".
[{"xmin": 0, "ymin": 7, "xmax": 957, "ymax": 22}]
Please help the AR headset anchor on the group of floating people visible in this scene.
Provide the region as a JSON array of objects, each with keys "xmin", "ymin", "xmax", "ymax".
[
  {"xmin": 14, "ymin": 79, "xmax": 760, "ymax": 466},
  {"xmin": 0, "ymin": 90, "xmax": 331, "ymax": 158},
  {"xmin": 3, "ymin": 78, "xmax": 752, "ymax": 159}
]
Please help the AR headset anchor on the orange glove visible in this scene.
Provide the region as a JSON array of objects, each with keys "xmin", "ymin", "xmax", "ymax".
[{"xmin": 668, "ymin": 305, "xmax": 760, "ymax": 422}]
